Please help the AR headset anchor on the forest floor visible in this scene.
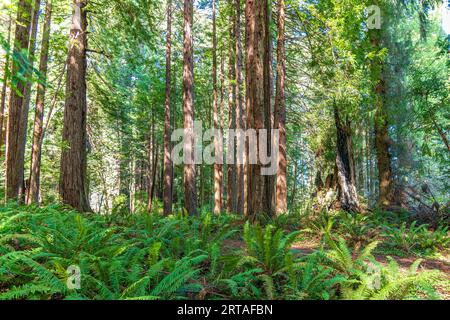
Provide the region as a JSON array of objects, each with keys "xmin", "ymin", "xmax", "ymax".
[
  {"xmin": 224, "ymin": 236, "xmax": 450, "ymax": 298},
  {"xmin": 290, "ymin": 239, "xmax": 450, "ymax": 299},
  {"xmin": 1, "ymin": 203, "xmax": 449, "ymax": 300}
]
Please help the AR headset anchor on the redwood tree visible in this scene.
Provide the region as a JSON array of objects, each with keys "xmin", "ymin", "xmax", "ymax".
[
  {"xmin": 27, "ymin": 0, "xmax": 53, "ymax": 204},
  {"xmin": 245, "ymin": 0, "xmax": 267, "ymax": 217},
  {"xmin": 163, "ymin": 0, "xmax": 173, "ymax": 215},
  {"xmin": 227, "ymin": 0, "xmax": 237, "ymax": 213},
  {"xmin": 59, "ymin": 0, "xmax": 91, "ymax": 211},
  {"xmin": 235, "ymin": 0, "xmax": 245, "ymax": 214},
  {"xmin": 274, "ymin": 0, "xmax": 287, "ymax": 214},
  {"xmin": 0, "ymin": 14, "xmax": 12, "ymax": 159},
  {"xmin": 20, "ymin": 1, "xmax": 41, "ymax": 198},
  {"xmin": 212, "ymin": 0, "xmax": 223, "ymax": 214},
  {"xmin": 5, "ymin": 0, "xmax": 33, "ymax": 201},
  {"xmin": 183, "ymin": 0, "xmax": 198, "ymax": 215},
  {"xmin": 334, "ymin": 104, "xmax": 359, "ymax": 212}
]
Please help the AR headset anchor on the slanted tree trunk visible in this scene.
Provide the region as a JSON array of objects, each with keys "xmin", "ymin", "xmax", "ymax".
[
  {"xmin": 431, "ymin": 116, "xmax": 450, "ymax": 152},
  {"xmin": 274, "ymin": 0, "xmax": 287, "ymax": 214},
  {"xmin": 6, "ymin": 0, "xmax": 33, "ymax": 201},
  {"xmin": 0, "ymin": 14, "xmax": 12, "ymax": 159},
  {"xmin": 183, "ymin": 0, "xmax": 198, "ymax": 215},
  {"xmin": 59, "ymin": 0, "xmax": 91, "ymax": 212},
  {"xmin": 163, "ymin": 0, "xmax": 173, "ymax": 215},
  {"xmin": 235, "ymin": 0, "xmax": 245, "ymax": 215},
  {"xmin": 27, "ymin": 0, "xmax": 53, "ymax": 204},
  {"xmin": 212, "ymin": 0, "xmax": 223, "ymax": 214},
  {"xmin": 334, "ymin": 104, "xmax": 359, "ymax": 212}
]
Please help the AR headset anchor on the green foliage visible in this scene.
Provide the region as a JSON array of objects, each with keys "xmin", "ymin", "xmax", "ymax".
[
  {"xmin": 0, "ymin": 204, "xmax": 446, "ymax": 300},
  {"xmin": 341, "ymin": 257, "xmax": 440, "ymax": 300},
  {"xmin": 322, "ymin": 236, "xmax": 440, "ymax": 300},
  {"xmin": 287, "ymin": 253, "xmax": 345, "ymax": 300},
  {"xmin": 241, "ymin": 222, "xmax": 301, "ymax": 275},
  {"xmin": 381, "ymin": 222, "xmax": 450, "ymax": 256}
]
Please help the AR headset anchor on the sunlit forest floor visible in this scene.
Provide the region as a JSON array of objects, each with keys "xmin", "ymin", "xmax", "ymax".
[{"xmin": 0, "ymin": 202, "xmax": 448, "ymax": 300}]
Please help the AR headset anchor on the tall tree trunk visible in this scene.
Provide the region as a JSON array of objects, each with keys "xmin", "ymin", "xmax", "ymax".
[
  {"xmin": 220, "ymin": 52, "xmax": 226, "ymax": 205},
  {"xmin": 147, "ymin": 143, "xmax": 159, "ymax": 212},
  {"xmin": 235, "ymin": 0, "xmax": 245, "ymax": 215},
  {"xmin": 263, "ymin": 0, "xmax": 274, "ymax": 216},
  {"xmin": 20, "ymin": 0, "xmax": 41, "ymax": 198},
  {"xmin": 5, "ymin": 0, "xmax": 33, "ymax": 201},
  {"xmin": 171, "ymin": 53, "xmax": 177, "ymax": 205},
  {"xmin": 27, "ymin": 0, "xmax": 53, "ymax": 204},
  {"xmin": 118, "ymin": 127, "xmax": 130, "ymax": 211},
  {"xmin": 183, "ymin": 0, "xmax": 198, "ymax": 215},
  {"xmin": 59, "ymin": 0, "xmax": 91, "ymax": 212},
  {"xmin": 245, "ymin": 0, "xmax": 266, "ymax": 218},
  {"xmin": 274, "ymin": 0, "xmax": 287, "ymax": 214},
  {"xmin": 227, "ymin": 0, "xmax": 237, "ymax": 213},
  {"xmin": 212, "ymin": 0, "xmax": 223, "ymax": 214},
  {"xmin": 334, "ymin": 104, "xmax": 359, "ymax": 212},
  {"xmin": 130, "ymin": 157, "xmax": 136, "ymax": 213},
  {"xmin": 290, "ymin": 159, "xmax": 298, "ymax": 207},
  {"xmin": 0, "ymin": 14, "xmax": 12, "ymax": 160},
  {"xmin": 370, "ymin": 26, "xmax": 395, "ymax": 209},
  {"xmin": 374, "ymin": 104, "xmax": 395, "ymax": 208},
  {"xmin": 147, "ymin": 114, "xmax": 155, "ymax": 211},
  {"xmin": 163, "ymin": 0, "xmax": 173, "ymax": 215},
  {"xmin": 364, "ymin": 126, "xmax": 371, "ymax": 200}
]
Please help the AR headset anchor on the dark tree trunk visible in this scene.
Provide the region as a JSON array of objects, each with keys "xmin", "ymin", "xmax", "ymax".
[
  {"xmin": 6, "ymin": 0, "xmax": 33, "ymax": 201},
  {"xmin": 163, "ymin": 0, "xmax": 173, "ymax": 215},
  {"xmin": 183, "ymin": 0, "xmax": 198, "ymax": 215},
  {"xmin": 59, "ymin": 0, "xmax": 91, "ymax": 212},
  {"xmin": 374, "ymin": 104, "xmax": 395, "ymax": 208},
  {"xmin": 334, "ymin": 104, "xmax": 359, "ymax": 212},
  {"xmin": 147, "ymin": 114, "xmax": 155, "ymax": 212},
  {"xmin": 27, "ymin": 0, "xmax": 53, "ymax": 204},
  {"xmin": 370, "ymin": 26, "xmax": 396, "ymax": 209}
]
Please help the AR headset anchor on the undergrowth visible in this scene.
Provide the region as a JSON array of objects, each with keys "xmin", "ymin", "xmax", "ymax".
[{"xmin": 0, "ymin": 202, "xmax": 447, "ymax": 300}]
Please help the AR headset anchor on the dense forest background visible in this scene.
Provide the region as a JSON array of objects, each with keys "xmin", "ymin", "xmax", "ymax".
[
  {"xmin": 0, "ymin": 0, "xmax": 449, "ymax": 300},
  {"xmin": 0, "ymin": 0, "xmax": 448, "ymax": 216}
]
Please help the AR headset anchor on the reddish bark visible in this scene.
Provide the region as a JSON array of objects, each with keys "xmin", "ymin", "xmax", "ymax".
[{"xmin": 59, "ymin": 0, "xmax": 91, "ymax": 211}]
